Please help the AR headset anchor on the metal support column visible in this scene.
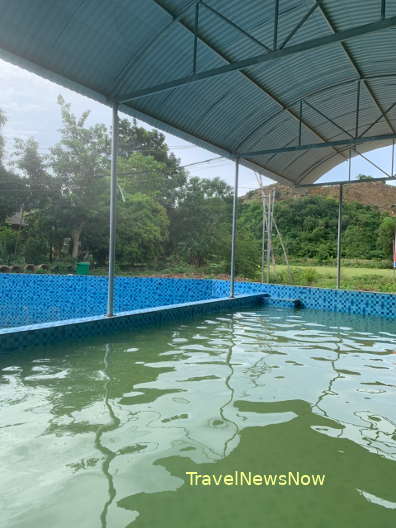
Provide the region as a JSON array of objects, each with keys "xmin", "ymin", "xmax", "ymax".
[
  {"xmin": 336, "ymin": 184, "xmax": 343, "ymax": 289},
  {"xmin": 230, "ymin": 158, "xmax": 239, "ymax": 297},
  {"xmin": 266, "ymin": 191, "xmax": 273, "ymax": 283},
  {"xmin": 260, "ymin": 191, "xmax": 266, "ymax": 283},
  {"xmin": 107, "ymin": 102, "xmax": 119, "ymax": 317}
]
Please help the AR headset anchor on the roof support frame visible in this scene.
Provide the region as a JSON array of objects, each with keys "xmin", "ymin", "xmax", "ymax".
[
  {"xmin": 297, "ymin": 174, "xmax": 396, "ymax": 188},
  {"xmin": 110, "ymin": 0, "xmax": 202, "ymax": 96},
  {"xmin": 118, "ymin": 13, "xmax": 396, "ymax": 102},
  {"xmin": 359, "ymin": 102, "xmax": 396, "ymax": 138},
  {"xmin": 298, "ymin": 100, "xmax": 303, "ymax": 145},
  {"xmin": 315, "ymin": 0, "xmax": 396, "ymax": 135},
  {"xmin": 236, "ymin": 73, "xmax": 396, "ymax": 153},
  {"xmin": 303, "ymin": 99, "xmax": 354, "ymax": 139},
  {"xmin": 355, "ymin": 79, "xmax": 361, "ymax": 138},
  {"xmin": 280, "ymin": 1, "xmax": 319, "ymax": 49},
  {"xmin": 192, "ymin": 1, "xmax": 200, "ymax": 74},
  {"xmin": 273, "ymin": 0, "xmax": 280, "ymax": 50},
  {"xmin": 354, "ymin": 147, "xmax": 391, "ymax": 177},
  {"xmin": 381, "ymin": 0, "xmax": 387, "ymax": 19},
  {"xmin": 145, "ymin": 0, "xmax": 350, "ymax": 164},
  {"xmin": 0, "ymin": 29, "xmax": 298, "ymax": 189},
  {"xmin": 240, "ymin": 132, "xmax": 396, "ymax": 157},
  {"xmin": 200, "ymin": 1, "xmax": 271, "ymax": 52}
]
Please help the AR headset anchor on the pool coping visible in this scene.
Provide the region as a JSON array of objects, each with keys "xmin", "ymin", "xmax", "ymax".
[{"xmin": 0, "ymin": 293, "xmax": 266, "ymax": 352}]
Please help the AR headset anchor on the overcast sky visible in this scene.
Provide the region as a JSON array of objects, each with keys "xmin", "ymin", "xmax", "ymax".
[{"xmin": 1, "ymin": 57, "xmax": 395, "ymax": 194}]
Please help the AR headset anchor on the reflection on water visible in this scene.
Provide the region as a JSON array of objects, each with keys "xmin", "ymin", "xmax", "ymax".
[{"xmin": 1, "ymin": 307, "xmax": 396, "ymax": 527}]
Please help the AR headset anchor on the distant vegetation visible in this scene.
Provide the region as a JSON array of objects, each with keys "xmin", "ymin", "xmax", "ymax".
[
  {"xmin": 241, "ymin": 195, "xmax": 395, "ymax": 263},
  {"xmin": 0, "ymin": 98, "xmax": 395, "ymax": 292}
]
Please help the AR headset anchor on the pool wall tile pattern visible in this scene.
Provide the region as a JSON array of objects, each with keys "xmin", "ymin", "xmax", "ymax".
[
  {"xmin": 226, "ymin": 281, "xmax": 396, "ymax": 319},
  {"xmin": 0, "ymin": 274, "xmax": 215, "ymax": 328},
  {"xmin": 0, "ymin": 274, "xmax": 395, "ymax": 351},
  {"xmin": 0, "ymin": 293, "xmax": 264, "ymax": 351}
]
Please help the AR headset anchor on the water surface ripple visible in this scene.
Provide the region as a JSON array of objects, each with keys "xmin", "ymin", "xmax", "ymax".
[{"xmin": 1, "ymin": 307, "xmax": 396, "ymax": 527}]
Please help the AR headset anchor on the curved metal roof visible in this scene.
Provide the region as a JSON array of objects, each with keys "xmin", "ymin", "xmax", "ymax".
[{"xmin": 1, "ymin": 0, "xmax": 396, "ymax": 186}]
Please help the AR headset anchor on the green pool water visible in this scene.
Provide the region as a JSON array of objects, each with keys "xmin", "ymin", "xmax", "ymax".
[{"xmin": 1, "ymin": 306, "xmax": 396, "ymax": 528}]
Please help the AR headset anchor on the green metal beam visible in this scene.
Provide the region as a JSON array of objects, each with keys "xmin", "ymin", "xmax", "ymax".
[
  {"xmin": 316, "ymin": 1, "xmax": 396, "ymax": 134},
  {"xmin": 280, "ymin": 2, "xmax": 319, "ymax": 49},
  {"xmin": 151, "ymin": 0, "xmax": 348, "ymax": 164},
  {"xmin": 119, "ymin": 15, "xmax": 396, "ymax": 102},
  {"xmin": 200, "ymin": 1, "xmax": 271, "ymax": 52},
  {"xmin": 240, "ymin": 132, "xmax": 396, "ymax": 157},
  {"xmin": 297, "ymin": 175, "xmax": 396, "ymax": 188}
]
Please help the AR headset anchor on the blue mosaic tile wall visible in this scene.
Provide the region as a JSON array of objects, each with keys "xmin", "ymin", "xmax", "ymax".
[
  {"xmin": 0, "ymin": 294, "xmax": 264, "ymax": 351},
  {"xmin": 0, "ymin": 274, "xmax": 215, "ymax": 329},
  {"xmin": 0, "ymin": 274, "xmax": 395, "ymax": 334},
  {"xmin": 211, "ymin": 280, "xmax": 396, "ymax": 320}
]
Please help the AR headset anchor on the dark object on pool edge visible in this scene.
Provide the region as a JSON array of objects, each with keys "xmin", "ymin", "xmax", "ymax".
[
  {"xmin": 270, "ymin": 297, "xmax": 304, "ymax": 309},
  {"xmin": 36, "ymin": 264, "xmax": 49, "ymax": 271}
]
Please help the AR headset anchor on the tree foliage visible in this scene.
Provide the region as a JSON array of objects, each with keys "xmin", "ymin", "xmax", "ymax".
[
  {"xmin": 240, "ymin": 194, "xmax": 392, "ymax": 263},
  {"xmin": 1, "ymin": 99, "xmax": 395, "ymax": 276}
]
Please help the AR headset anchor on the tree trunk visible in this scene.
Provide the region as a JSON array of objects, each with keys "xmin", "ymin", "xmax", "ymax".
[{"xmin": 71, "ymin": 225, "xmax": 82, "ymax": 259}]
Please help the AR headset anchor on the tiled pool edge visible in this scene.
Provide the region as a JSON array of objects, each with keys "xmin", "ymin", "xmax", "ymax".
[
  {"xmin": 0, "ymin": 293, "xmax": 265, "ymax": 352},
  {"xmin": 212, "ymin": 280, "xmax": 396, "ymax": 320}
]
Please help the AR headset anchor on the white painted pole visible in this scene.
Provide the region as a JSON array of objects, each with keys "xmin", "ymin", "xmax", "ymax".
[
  {"xmin": 266, "ymin": 191, "xmax": 272, "ymax": 283},
  {"xmin": 230, "ymin": 158, "xmax": 239, "ymax": 297},
  {"xmin": 336, "ymin": 184, "xmax": 343, "ymax": 289},
  {"xmin": 107, "ymin": 102, "xmax": 119, "ymax": 317},
  {"xmin": 261, "ymin": 191, "xmax": 266, "ymax": 283}
]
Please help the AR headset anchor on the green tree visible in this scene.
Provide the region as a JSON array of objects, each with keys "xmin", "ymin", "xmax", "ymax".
[
  {"xmin": 342, "ymin": 202, "xmax": 383, "ymax": 259},
  {"xmin": 0, "ymin": 226, "xmax": 18, "ymax": 264},
  {"xmin": 0, "ymin": 166, "xmax": 26, "ymax": 223},
  {"xmin": 13, "ymin": 137, "xmax": 54, "ymax": 210},
  {"xmin": 116, "ymin": 193, "xmax": 169, "ymax": 266},
  {"xmin": 239, "ymin": 195, "xmax": 386, "ymax": 263},
  {"xmin": 118, "ymin": 152, "xmax": 169, "ymax": 203},
  {"xmin": 50, "ymin": 96, "xmax": 110, "ymax": 259},
  {"xmin": 377, "ymin": 216, "xmax": 396, "ymax": 258},
  {"xmin": 0, "ymin": 109, "xmax": 27, "ymax": 222},
  {"xmin": 118, "ymin": 119, "xmax": 186, "ymax": 208},
  {"xmin": 170, "ymin": 177, "xmax": 232, "ymax": 266}
]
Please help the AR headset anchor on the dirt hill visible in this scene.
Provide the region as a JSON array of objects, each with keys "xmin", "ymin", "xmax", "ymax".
[{"xmin": 244, "ymin": 180, "xmax": 396, "ymax": 215}]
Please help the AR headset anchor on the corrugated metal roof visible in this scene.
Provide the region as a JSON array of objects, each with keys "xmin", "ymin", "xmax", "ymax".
[{"xmin": 0, "ymin": 0, "xmax": 396, "ymax": 186}]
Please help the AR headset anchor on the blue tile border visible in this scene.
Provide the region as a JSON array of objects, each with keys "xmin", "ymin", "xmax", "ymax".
[
  {"xmin": 0, "ymin": 273, "xmax": 394, "ymax": 352},
  {"xmin": 0, "ymin": 293, "xmax": 265, "ymax": 352},
  {"xmin": 259, "ymin": 283, "xmax": 396, "ymax": 319},
  {"xmin": 0, "ymin": 274, "xmax": 215, "ymax": 328},
  {"xmin": 212, "ymin": 280, "xmax": 396, "ymax": 320}
]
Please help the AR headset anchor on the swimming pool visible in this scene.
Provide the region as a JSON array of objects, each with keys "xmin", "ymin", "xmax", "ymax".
[{"xmin": 1, "ymin": 305, "xmax": 395, "ymax": 527}]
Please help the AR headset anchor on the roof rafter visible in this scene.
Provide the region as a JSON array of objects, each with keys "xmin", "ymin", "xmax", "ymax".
[
  {"xmin": 110, "ymin": 0, "xmax": 201, "ymax": 96},
  {"xmin": 280, "ymin": 1, "xmax": 319, "ymax": 49},
  {"xmin": 316, "ymin": 0, "xmax": 396, "ymax": 134},
  {"xmin": 200, "ymin": 1, "xmax": 271, "ymax": 52},
  {"xmin": 240, "ymin": 132, "xmax": 396, "ymax": 157},
  {"xmin": 118, "ymin": 11, "xmax": 396, "ymax": 102},
  {"xmin": 236, "ymin": 74, "xmax": 396, "ymax": 154},
  {"xmin": 133, "ymin": 0, "xmax": 350, "ymax": 168},
  {"xmin": 297, "ymin": 174, "xmax": 396, "ymax": 187}
]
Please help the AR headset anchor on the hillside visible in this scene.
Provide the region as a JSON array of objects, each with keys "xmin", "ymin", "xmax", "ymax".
[{"xmin": 244, "ymin": 180, "xmax": 396, "ymax": 215}]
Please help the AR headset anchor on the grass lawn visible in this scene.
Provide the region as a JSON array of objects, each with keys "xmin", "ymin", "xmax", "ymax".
[
  {"xmin": 90, "ymin": 263, "xmax": 396, "ymax": 293},
  {"xmin": 271, "ymin": 264, "xmax": 396, "ymax": 293}
]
